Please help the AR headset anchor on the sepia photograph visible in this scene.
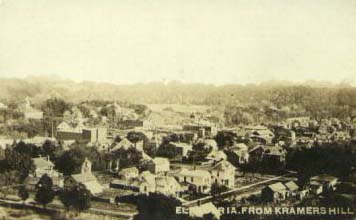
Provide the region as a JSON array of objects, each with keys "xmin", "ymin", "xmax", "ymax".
[{"xmin": 0, "ymin": 0, "xmax": 356, "ymax": 220}]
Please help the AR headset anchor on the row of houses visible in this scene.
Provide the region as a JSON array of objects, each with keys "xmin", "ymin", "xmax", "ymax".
[
  {"xmin": 261, "ymin": 175, "xmax": 339, "ymax": 203},
  {"xmin": 112, "ymin": 158, "xmax": 236, "ymax": 196}
]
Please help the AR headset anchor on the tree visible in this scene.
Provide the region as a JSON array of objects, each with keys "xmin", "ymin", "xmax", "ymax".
[
  {"xmin": 42, "ymin": 139, "xmax": 59, "ymax": 159},
  {"xmin": 55, "ymin": 147, "xmax": 86, "ymax": 175},
  {"xmin": 188, "ymin": 142, "xmax": 212, "ymax": 162},
  {"xmin": 211, "ymin": 183, "xmax": 229, "ymax": 196},
  {"xmin": 0, "ymin": 170, "xmax": 20, "ymax": 198},
  {"xmin": 112, "ymin": 147, "xmax": 143, "ymax": 168},
  {"xmin": 59, "ymin": 183, "xmax": 91, "ymax": 212},
  {"xmin": 126, "ymin": 131, "xmax": 148, "ymax": 146},
  {"xmin": 18, "ymin": 186, "xmax": 29, "ymax": 204},
  {"xmin": 156, "ymin": 143, "xmax": 177, "ymax": 159},
  {"xmin": 35, "ymin": 174, "xmax": 55, "ymax": 209},
  {"xmin": 202, "ymin": 213, "xmax": 218, "ymax": 220},
  {"xmin": 118, "ymin": 193, "xmax": 184, "ymax": 220},
  {"xmin": 4, "ymin": 148, "xmax": 34, "ymax": 181},
  {"xmin": 214, "ymin": 131, "xmax": 236, "ymax": 149},
  {"xmin": 41, "ymin": 98, "xmax": 71, "ymax": 117}
]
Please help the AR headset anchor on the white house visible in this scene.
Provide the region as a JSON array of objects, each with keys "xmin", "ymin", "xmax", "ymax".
[
  {"xmin": 148, "ymin": 157, "xmax": 170, "ymax": 174},
  {"xmin": 206, "ymin": 150, "xmax": 227, "ymax": 163},
  {"xmin": 209, "ymin": 160, "xmax": 236, "ymax": 188},
  {"xmin": 155, "ymin": 175, "xmax": 182, "ymax": 197},
  {"xmin": 174, "ymin": 168, "xmax": 211, "ymax": 194},
  {"xmin": 118, "ymin": 167, "xmax": 139, "ymax": 179},
  {"xmin": 32, "ymin": 156, "xmax": 62, "ymax": 178},
  {"xmin": 65, "ymin": 158, "xmax": 103, "ymax": 195},
  {"xmin": 131, "ymin": 171, "xmax": 156, "ymax": 195}
]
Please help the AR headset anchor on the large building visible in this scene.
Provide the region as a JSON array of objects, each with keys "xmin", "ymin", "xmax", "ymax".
[{"xmin": 183, "ymin": 122, "xmax": 218, "ymax": 138}]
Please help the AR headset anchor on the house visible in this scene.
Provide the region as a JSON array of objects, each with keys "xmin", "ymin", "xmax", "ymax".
[
  {"xmin": 209, "ymin": 160, "xmax": 236, "ymax": 188},
  {"xmin": 56, "ymin": 122, "xmax": 83, "ymax": 141},
  {"xmin": 228, "ymin": 143, "xmax": 250, "ymax": 164},
  {"xmin": 246, "ymin": 126, "xmax": 274, "ymax": 144},
  {"xmin": 111, "ymin": 137, "xmax": 151, "ymax": 162},
  {"xmin": 32, "ymin": 156, "xmax": 62, "ymax": 178},
  {"xmin": 262, "ymin": 145, "xmax": 286, "ymax": 163},
  {"xmin": 206, "ymin": 150, "xmax": 227, "ymax": 163},
  {"xmin": 111, "ymin": 171, "xmax": 183, "ymax": 197},
  {"xmin": 82, "ymin": 127, "xmax": 108, "ymax": 143},
  {"xmin": 155, "ymin": 175, "xmax": 182, "ymax": 197},
  {"xmin": 261, "ymin": 182, "xmax": 287, "ymax": 202},
  {"xmin": 309, "ymin": 174, "xmax": 338, "ymax": 192},
  {"xmin": 248, "ymin": 145, "xmax": 265, "ymax": 163},
  {"xmin": 308, "ymin": 181, "xmax": 323, "ymax": 195},
  {"xmin": 189, "ymin": 202, "xmax": 221, "ymax": 220},
  {"xmin": 174, "ymin": 168, "xmax": 212, "ymax": 194},
  {"xmin": 112, "ymin": 138, "xmax": 143, "ymax": 152},
  {"xmin": 130, "ymin": 171, "xmax": 156, "ymax": 195},
  {"xmin": 148, "ymin": 157, "xmax": 170, "ymax": 174},
  {"xmin": 201, "ymin": 139, "xmax": 218, "ymax": 151},
  {"xmin": 183, "ymin": 122, "xmax": 218, "ymax": 138},
  {"xmin": 286, "ymin": 117, "xmax": 311, "ymax": 129},
  {"xmin": 57, "ymin": 121, "xmax": 72, "ymax": 131},
  {"xmin": 118, "ymin": 167, "xmax": 139, "ymax": 179},
  {"xmin": 64, "ymin": 158, "xmax": 103, "ymax": 195},
  {"xmin": 297, "ymin": 189, "xmax": 309, "ymax": 200},
  {"xmin": 231, "ymin": 149, "xmax": 250, "ymax": 164},
  {"xmin": 26, "ymin": 156, "xmax": 64, "ymax": 189},
  {"xmin": 284, "ymin": 181, "xmax": 299, "ymax": 197}
]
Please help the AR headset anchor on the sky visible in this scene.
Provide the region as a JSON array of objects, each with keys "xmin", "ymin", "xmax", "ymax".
[{"xmin": 1, "ymin": 0, "xmax": 356, "ymax": 85}]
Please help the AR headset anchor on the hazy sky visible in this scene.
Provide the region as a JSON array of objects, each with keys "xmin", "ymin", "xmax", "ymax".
[{"xmin": 1, "ymin": 0, "xmax": 356, "ymax": 85}]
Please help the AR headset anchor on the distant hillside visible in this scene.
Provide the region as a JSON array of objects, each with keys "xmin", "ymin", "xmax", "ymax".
[{"xmin": 0, "ymin": 76, "xmax": 355, "ymax": 108}]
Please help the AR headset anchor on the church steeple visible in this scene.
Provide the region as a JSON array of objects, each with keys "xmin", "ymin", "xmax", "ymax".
[{"xmin": 81, "ymin": 157, "xmax": 92, "ymax": 174}]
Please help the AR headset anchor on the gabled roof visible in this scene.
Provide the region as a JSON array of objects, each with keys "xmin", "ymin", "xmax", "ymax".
[
  {"xmin": 232, "ymin": 143, "xmax": 248, "ymax": 151},
  {"xmin": 139, "ymin": 171, "xmax": 156, "ymax": 186},
  {"xmin": 310, "ymin": 174, "xmax": 338, "ymax": 183},
  {"xmin": 112, "ymin": 138, "xmax": 134, "ymax": 151},
  {"xmin": 119, "ymin": 167, "xmax": 139, "ymax": 174},
  {"xmin": 232, "ymin": 149, "xmax": 249, "ymax": 158},
  {"xmin": 152, "ymin": 157, "xmax": 169, "ymax": 165},
  {"xmin": 71, "ymin": 172, "xmax": 97, "ymax": 183},
  {"xmin": 33, "ymin": 157, "xmax": 54, "ymax": 168},
  {"xmin": 210, "ymin": 160, "xmax": 236, "ymax": 171},
  {"xmin": 206, "ymin": 150, "xmax": 227, "ymax": 161},
  {"xmin": 248, "ymin": 145, "xmax": 265, "ymax": 153},
  {"xmin": 267, "ymin": 182, "xmax": 287, "ymax": 192},
  {"xmin": 71, "ymin": 172, "xmax": 103, "ymax": 194},
  {"xmin": 284, "ymin": 181, "xmax": 299, "ymax": 191},
  {"xmin": 57, "ymin": 121, "xmax": 71, "ymax": 130},
  {"xmin": 176, "ymin": 168, "xmax": 211, "ymax": 178},
  {"xmin": 155, "ymin": 176, "xmax": 181, "ymax": 191}
]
